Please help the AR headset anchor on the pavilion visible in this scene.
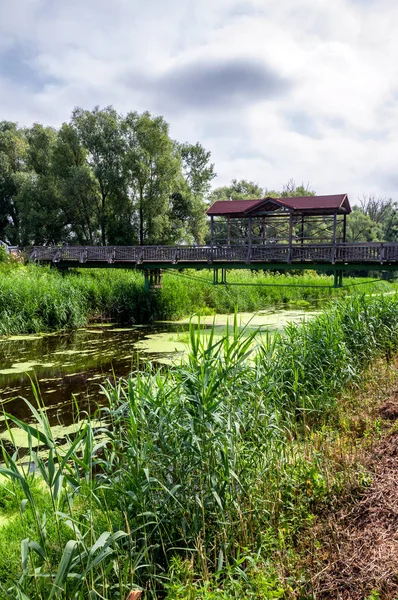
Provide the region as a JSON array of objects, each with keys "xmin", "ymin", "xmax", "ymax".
[{"xmin": 206, "ymin": 194, "xmax": 351, "ymax": 248}]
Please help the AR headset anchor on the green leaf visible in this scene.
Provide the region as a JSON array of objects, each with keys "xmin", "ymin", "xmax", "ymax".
[{"xmin": 48, "ymin": 540, "xmax": 78, "ymax": 599}]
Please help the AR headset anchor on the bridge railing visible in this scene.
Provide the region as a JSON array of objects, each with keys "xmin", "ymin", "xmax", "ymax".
[
  {"xmin": 335, "ymin": 242, "xmax": 382, "ymax": 263},
  {"xmin": 29, "ymin": 242, "xmax": 398, "ymax": 266}
]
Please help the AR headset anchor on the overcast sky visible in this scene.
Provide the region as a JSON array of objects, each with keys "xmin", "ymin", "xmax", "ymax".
[{"xmin": 1, "ymin": 0, "xmax": 397, "ymax": 202}]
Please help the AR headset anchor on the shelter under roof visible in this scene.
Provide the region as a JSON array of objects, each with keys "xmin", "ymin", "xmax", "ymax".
[
  {"xmin": 206, "ymin": 194, "xmax": 351, "ymax": 247},
  {"xmin": 206, "ymin": 194, "xmax": 351, "ymax": 218}
]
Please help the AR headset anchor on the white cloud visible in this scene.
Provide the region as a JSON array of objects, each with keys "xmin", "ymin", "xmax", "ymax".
[{"xmin": 1, "ymin": 0, "xmax": 398, "ymax": 202}]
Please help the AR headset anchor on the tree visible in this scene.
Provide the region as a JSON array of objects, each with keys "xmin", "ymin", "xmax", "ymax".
[
  {"xmin": 71, "ymin": 106, "xmax": 124, "ymax": 245},
  {"xmin": 53, "ymin": 124, "xmax": 100, "ymax": 244},
  {"xmin": 0, "ymin": 109, "xmax": 215, "ymax": 246},
  {"xmin": 169, "ymin": 142, "xmax": 216, "ymax": 244},
  {"xmin": 209, "ymin": 179, "xmax": 263, "ymax": 203},
  {"xmin": 0, "ymin": 121, "xmax": 27, "ymax": 243},
  {"xmin": 122, "ymin": 111, "xmax": 181, "ymax": 245},
  {"xmin": 359, "ymin": 194, "xmax": 398, "ymax": 241},
  {"xmin": 15, "ymin": 123, "xmax": 69, "ymax": 245},
  {"xmin": 346, "ymin": 207, "xmax": 384, "ymax": 242}
]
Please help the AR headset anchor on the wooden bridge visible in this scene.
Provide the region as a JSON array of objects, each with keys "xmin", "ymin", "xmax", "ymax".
[
  {"xmin": 29, "ymin": 242, "xmax": 398, "ymax": 268},
  {"xmin": 20, "ymin": 194, "xmax": 398, "ymax": 289},
  {"xmin": 28, "ymin": 242, "xmax": 398, "ymax": 289}
]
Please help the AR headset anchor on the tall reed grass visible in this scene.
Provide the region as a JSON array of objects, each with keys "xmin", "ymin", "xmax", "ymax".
[
  {"xmin": 1, "ymin": 293, "xmax": 398, "ymax": 598},
  {"xmin": 0, "ymin": 262, "xmax": 393, "ymax": 335}
]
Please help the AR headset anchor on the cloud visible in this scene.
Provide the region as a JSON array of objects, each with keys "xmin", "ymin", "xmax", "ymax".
[
  {"xmin": 124, "ymin": 57, "xmax": 291, "ymax": 113},
  {"xmin": 1, "ymin": 0, "xmax": 398, "ymax": 203}
]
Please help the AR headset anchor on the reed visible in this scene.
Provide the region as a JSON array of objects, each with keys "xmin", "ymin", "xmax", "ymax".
[
  {"xmin": 1, "ymin": 293, "xmax": 398, "ymax": 598},
  {"xmin": 0, "ymin": 262, "xmax": 394, "ymax": 335}
]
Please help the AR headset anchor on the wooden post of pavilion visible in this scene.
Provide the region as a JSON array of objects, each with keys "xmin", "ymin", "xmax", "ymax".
[
  {"xmin": 210, "ymin": 215, "xmax": 214, "ymax": 248},
  {"xmin": 248, "ymin": 216, "xmax": 252, "ymax": 258},
  {"xmin": 227, "ymin": 217, "xmax": 231, "ymax": 246},
  {"xmin": 300, "ymin": 216, "xmax": 304, "ymax": 247},
  {"xmin": 332, "ymin": 212, "xmax": 337, "ymax": 264},
  {"xmin": 288, "ymin": 212, "xmax": 293, "ymax": 262},
  {"xmin": 343, "ymin": 213, "xmax": 347, "ymax": 243}
]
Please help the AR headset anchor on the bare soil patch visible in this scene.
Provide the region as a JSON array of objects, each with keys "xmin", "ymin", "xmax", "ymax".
[
  {"xmin": 378, "ymin": 394, "xmax": 398, "ymax": 421},
  {"xmin": 313, "ymin": 398, "xmax": 398, "ymax": 599}
]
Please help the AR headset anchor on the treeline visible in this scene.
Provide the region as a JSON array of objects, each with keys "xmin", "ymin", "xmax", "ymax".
[
  {"xmin": 0, "ymin": 107, "xmax": 216, "ymax": 246},
  {"xmin": 2, "ymin": 106, "xmax": 398, "ymax": 247}
]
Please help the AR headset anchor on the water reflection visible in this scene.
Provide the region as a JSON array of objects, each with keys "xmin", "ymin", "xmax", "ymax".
[{"xmin": 0, "ymin": 307, "xmax": 318, "ymax": 433}]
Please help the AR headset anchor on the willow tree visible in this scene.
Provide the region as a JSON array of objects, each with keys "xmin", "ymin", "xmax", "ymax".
[
  {"xmin": 122, "ymin": 111, "xmax": 181, "ymax": 245},
  {"xmin": 71, "ymin": 106, "xmax": 124, "ymax": 245}
]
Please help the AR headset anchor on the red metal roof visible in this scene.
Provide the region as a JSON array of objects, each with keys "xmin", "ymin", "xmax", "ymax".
[
  {"xmin": 274, "ymin": 194, "xmax": 349, "ymax": 212},
  {"xmin": 206, "ymin": 194, "xmax": 351, "ymax": 217},
  {"xmin": 206, "ymin": 199, "xmax": 264, "ymax": 216}
]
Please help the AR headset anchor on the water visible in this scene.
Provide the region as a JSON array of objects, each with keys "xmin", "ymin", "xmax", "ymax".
[{"xmin": 0, "ymin": 307, "xmax": 318, "ymax": 442}]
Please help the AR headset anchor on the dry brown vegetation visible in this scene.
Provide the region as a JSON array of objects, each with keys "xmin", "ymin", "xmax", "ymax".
[{"xmin": 309, "ymin": 368, "xmax": 398, "ymax": 600}]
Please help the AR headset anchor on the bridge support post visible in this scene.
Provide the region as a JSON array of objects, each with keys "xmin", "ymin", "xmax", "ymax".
[
  {"xmin": 144, "ymin": 269, "xmax": 163, "ymax": 292},
  {"xmin": 333, "ymin": 270, "xmax": 343, "ymax": 288},
  {"xmin": 213, "ymin": 268, "xmax": 227, "ymax": 285}
]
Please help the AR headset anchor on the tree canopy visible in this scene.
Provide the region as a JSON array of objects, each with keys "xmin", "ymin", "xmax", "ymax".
[
  {"xmin": 1, "ymin": 113, "xmax": 397, "ymax": 247},
  {"xmin": 0, "ymin": 107, "xmax": 216, "ymax": 246}
]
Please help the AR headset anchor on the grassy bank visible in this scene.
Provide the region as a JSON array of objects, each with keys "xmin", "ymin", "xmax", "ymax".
[
  {"xmin": 0, "ymin": 262, "xmax": 394, "ymax": 335},
  {"xmin": 1, "ymin": 293, "xmax": 398, "ymax": 598}
]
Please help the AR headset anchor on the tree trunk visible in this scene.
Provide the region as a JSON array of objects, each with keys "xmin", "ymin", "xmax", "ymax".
[
  {"xmin": 139, "ymin": 190, "xmax": 144, "ymax": 245},
  {"xmin": 101, "ymin": 192, "xmax": 106, "ymax": 245}
]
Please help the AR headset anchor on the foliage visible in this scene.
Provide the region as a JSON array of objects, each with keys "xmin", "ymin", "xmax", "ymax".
[
  {"xmin": 0, "ymin": 264, "xmax": 392, "ymax": 335},
  {"xmin": 0, "ymin": 109, "xmax": 215, "ymax": 247},
  {"xmin": 1, "ymin": 293, "xmax": 398, "ymax": 597}
]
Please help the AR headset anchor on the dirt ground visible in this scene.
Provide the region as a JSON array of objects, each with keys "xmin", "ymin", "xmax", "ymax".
[{"xmin": 312, "ymin": 394, "xmax": 398, "ymax": 599}]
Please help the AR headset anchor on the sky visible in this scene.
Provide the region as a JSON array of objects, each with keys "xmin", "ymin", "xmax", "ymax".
[{"xmin": 1, "ymin": 0, "xmax": 398, "ymax": 203}]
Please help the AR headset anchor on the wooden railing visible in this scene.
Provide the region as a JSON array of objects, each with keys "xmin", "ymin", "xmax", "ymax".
[{"xmin": 29, "ymin": 242, "xmax": 398, "ymax": 266}]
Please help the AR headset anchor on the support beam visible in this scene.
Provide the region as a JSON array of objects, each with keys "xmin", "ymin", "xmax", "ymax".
[
  {"xmin": 332, "ymin": 213, "xmax": 337, "ymax": 245},
  {"xmin": 213, "ymin": 268, "xmax": 227, "ymax": 285},
  {"xmin": 144, "ymin": 269, "xmax": 163, "ymax": 292},
  {"xmin": 343, "ymin": 214, "xmax": 347, "ymax": 243},
  {"xmin": 227, "ymin": 217, "xmax": 231, "ymax": 247},
  {"xmin": 288, "ymin": 213, "xmax": 293, "ymax": 262},
  {"xmin": 210, "ymin": 215, "xmax": 214, "ymax": 248},
  {"xmin": 300, "ymin": 216, "xmax": 304, "ymax": 247},
  {"xmin": 333, "ymin": 270, "xmax": 343, "ymax": 288}
]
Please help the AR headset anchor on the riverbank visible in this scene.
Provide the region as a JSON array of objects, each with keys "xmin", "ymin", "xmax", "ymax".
[
  {"xmin": 1, "ymin": 293, "xmax": 398, "ymax": 598},
  {"xmin": 0, "ymin": 262, "xmax": 394, "ymax": 335},
  {"xmin": 306, "ymin": 361, "xmax": 398, "ymax": 599}
]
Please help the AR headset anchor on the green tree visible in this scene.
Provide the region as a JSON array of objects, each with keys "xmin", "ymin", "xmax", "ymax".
[
  {"xmin": 53, "ymin": 124, "xmax": 100, "ymax": 244},
  {"xmin": 346, "ymin": 207, "xmax": 384, "ymax": 242},
  {"xmin": 122, "ymin": 111, "xmax": 181, "ymax": 245},
  {"xmin": 359, "ymin": 194, "xmax": 398, "ymax": 241},
  {"xmin": 170, "ymin": 142, "xmax": 216, "ymax": 243},
  {"xmin": 0, "ymin": 121, "xmax": 27, "ymax": 243},
  {"xmin": 209, "ymin": 179, "xmax": 264, "ymax": 202},
  {"xmin": 71, "ymin": 106, "xmax": 124, "ymax": 245},
  {"xmin": 16, "ymin": 124, "xmax": 68, "ymax": 245},
  {"xmin": 279, "ymin": 179, "xmax": 315, "ymax": 198}
]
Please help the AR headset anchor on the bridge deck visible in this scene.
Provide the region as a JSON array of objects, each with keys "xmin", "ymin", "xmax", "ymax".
[{"xmin": 29, "ymin": 243, "xmax": 398, "ymax": 270}]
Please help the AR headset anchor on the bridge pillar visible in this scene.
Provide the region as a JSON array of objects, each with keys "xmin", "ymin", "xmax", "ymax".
[
  {"xmin": 144, "ymin": 269, "xmax": 163, "ymax": 292},
  {"xmin": 213, "ymin": 268, "xmax": 227, "ymax": 285},
  {"xmin": 333, "ymin": 270, "xmax": 343, "ymax": 288}
]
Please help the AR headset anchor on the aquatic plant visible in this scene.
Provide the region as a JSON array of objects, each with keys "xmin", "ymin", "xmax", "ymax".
[{"xmin": 1, "ymin": 293, "xmax": 398, "ymax": 597}]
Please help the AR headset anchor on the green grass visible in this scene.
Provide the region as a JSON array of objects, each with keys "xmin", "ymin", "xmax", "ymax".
[
  {"xmin": 1, "ymin": 293, "xmax": 398, "ymax": 598},
  {"xmin": 0, "ymin": 262, "xmax": 394, "ymax": 335}
]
